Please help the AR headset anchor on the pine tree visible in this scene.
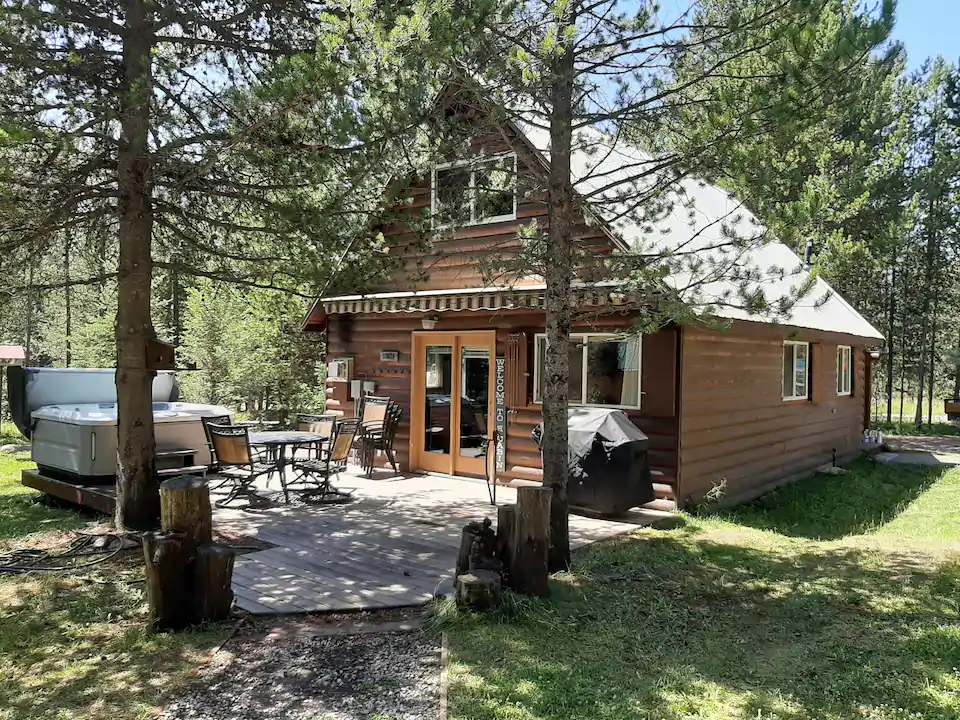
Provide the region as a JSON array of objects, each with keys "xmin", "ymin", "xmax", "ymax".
[
  {"xmin": 451, "ymin": 0, "xmax": 893, "ymax": 566},
  {"xmin": 0, "ymin": 0, "xmax": 462, "ymax": 528}
]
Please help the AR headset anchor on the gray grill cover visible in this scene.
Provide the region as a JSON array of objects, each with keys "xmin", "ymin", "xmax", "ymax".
[{"xmin": 534, "ymin": 408, "xmax": 654, "ymax": 516}]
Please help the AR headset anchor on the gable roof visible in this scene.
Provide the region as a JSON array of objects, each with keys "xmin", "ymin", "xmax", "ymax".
[
  {"xmin": 307, "ymin": 89, "xmax": 883, "ymax": 343},
  {"xmin": 513, "ymin": 119, "xmax": 883, "ymax": 341}
]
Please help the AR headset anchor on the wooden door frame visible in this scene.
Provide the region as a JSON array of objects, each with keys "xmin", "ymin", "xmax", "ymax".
[{"xmin": 410, "ymin": 330, "xmax": 496, "ymax": 476}]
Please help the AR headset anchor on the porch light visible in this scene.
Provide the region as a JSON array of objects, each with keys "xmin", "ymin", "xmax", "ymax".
[{"xmin": 421, "ymin": 315, "xmax": 439, "ymax": 330}]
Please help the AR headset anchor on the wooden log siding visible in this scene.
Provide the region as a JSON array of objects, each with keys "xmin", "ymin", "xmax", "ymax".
[
  {"xmin": 359, "ymin": 112, "xmax": 617, "ymax": 296},
  {"xmin": 677, "ymin": 323, "xmax": 867, "ymax": 507},
  {"xmin": 325, "ymin": 312, "xmax": 680, "ymax": 502}
]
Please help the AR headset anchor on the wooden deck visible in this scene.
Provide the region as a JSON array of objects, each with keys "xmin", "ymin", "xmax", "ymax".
[
  {"xmin": 21, "ymin": 465, "xmax": 672, "ymax": 615},
  {"xmin": 213, "ymin": 468, "xmax": 672, "ymax": 614}
]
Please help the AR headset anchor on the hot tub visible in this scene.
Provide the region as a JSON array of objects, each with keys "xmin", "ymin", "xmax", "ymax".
[{"xmin": 7, "ymin": 367, "xmax": 232, "ymax": 483}]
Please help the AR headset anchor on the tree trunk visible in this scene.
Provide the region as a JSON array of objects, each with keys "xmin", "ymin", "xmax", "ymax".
[
  {"xmin": 115, "ymin": 0, "xmax": 158, "ymax": 531},
  {"xmin": 928, "ymin": 293, "xmax": 938, "ymax": 425},
  {"xmin": 64, "ymin": 241, "xmax": 72, "ymax": 367},
  {"xmin": 24, "ymin": 264, "xmax": 33, "ymax": 365},
  {"xmin": 495, "ymin": 503, "xmax": 516, "ymax": 578},
  {"xmin": 510, "ymin": 485, "xmax": 552, "ymax": 597},
  {"xmin": 541, "ymin": 5, "xmax": 577, "ymax": 573},
  {"xmin": 885, "ymin": 263, "xmax": 895, "ymax": 422},
  {"xmin": 171, "ymin": 264, "xmax": 182, "ymax": 348},
  {"xmin": 915, "ymin": 339, "xmax": 926, "ymax": 428},
  {"xmin": 954, "ymin": 328, "xmax": 960, "ymax": 399},
  {"xmin": 916, "ymin": 109, "xmax": 942, "ymax": 428}
]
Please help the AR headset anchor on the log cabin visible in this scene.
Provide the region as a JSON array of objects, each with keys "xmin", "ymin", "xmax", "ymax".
[{"xmin": 301, "ymin": 85, "xmax": 883, "ymax": 511}]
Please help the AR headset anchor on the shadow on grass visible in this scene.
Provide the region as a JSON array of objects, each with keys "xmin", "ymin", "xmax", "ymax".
[
  {"xmin": 0, "ymin": 554, "xmax": 224, "ymax": 720},
  {"xmin": 0, "ymin": 492, "xmax": 96, "ymax": 541},
  {"xmin": 441, "ymin": 531, "xmax": 960, "ymax": 720},
  {"xmin": 713, "ymin": 458, "xmax": 948, "ymax": 540}
]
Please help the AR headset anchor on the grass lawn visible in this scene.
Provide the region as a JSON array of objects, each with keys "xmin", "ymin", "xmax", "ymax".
[
  {"xmin": 444, "ymin": 459, "xmax": 960, "ymax": 720},
  {"xmin": 0, "ymin": 422, "xmax": 26, "ymax": 447},
  {"xmin": 873, "ymin": 420, "xmax": 960, "ymax": 438},
  {"xmin": 0, "ymin": 453, "xmax": 227, "ymax": 720}
]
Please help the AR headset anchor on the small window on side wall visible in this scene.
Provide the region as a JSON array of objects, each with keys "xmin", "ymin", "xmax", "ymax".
[
  {"xmin": 782, "ymin": 341, "xmax": 810, "ymax": 401},
  {"xmin": 837, "ymin": 345, "xmax": 853, "ymax": 395}
]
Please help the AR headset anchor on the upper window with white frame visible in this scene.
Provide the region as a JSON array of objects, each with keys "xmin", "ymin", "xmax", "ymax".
[
  {"xmin": 836, "ymin": 345, "xmax": 853, "ymax": 396},
  {"xmin": 431, "ymin": 153, "xmax": 517, "ymax": 228},
  {"xmin": 533, "ymin": 333, "xmax": 642, "ymax": 409},
  {"xmin": 782, "ymin": 341, "xmax": 810, "ymax": 401}
]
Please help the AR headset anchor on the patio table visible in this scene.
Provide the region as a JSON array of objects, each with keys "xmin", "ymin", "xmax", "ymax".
[{"xmin": 249, "ymin": 430, "xmax": 328, "ymax": 503}]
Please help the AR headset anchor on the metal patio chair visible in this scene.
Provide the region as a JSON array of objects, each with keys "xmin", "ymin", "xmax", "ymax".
[
  {"xmin": 351, "ymin": 395, "xmax": 391, "ymax": 462},
  {"xmin": 207, "ymin": 424, "xmax": 280, "ymax": 508},
  {"xmin": 294, "ymin": 413, "xmax": 337, "ymax": 459},
  {"xmin": 201, "ymin": 414, "xmax": 232, "ymax": 468},
  {"xmin": 358, "ymin": 401, "xmax": 403, "ymax": 475},
  {"xmin": 292, "ymin": 418, "xmax": 358, "ymax": 503}
]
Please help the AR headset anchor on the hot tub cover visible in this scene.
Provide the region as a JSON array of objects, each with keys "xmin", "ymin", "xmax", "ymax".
[{"xmin": 6, "ymin": 366, "xmax": 179, "ymax": 437}]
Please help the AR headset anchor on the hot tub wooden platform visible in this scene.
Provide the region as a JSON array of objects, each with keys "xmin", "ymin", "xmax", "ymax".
[{"xmin": 22, "ymin": 469, "xmax": 116, "ymax": 514}]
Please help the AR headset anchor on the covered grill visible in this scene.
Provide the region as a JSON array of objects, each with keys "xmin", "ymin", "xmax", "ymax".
[
  {"xmin": 7, "ymin": 366, "xmax": 231, "ymax": 483},
  {"xmin": 533, "ymin": 407, "xmax": 654, "ymax": 516}
]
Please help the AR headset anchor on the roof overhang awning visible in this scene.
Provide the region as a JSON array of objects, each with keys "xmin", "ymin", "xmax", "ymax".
[{"xmin": 316, "ymin": 282, "xmax": 638, "ymax": 315}]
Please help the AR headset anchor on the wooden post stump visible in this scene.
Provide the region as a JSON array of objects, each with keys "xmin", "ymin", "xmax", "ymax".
[
  {"xmin": 194, "ymin": 543, "xmax": 235, "ymax": 622},
  {"xmin": 142, "ymin": 530, "xmax": 188, "ymax": 631},
  {"xmin": 455, "ymin": 518, "xmax": 495, "ymax": 579},
  {"xmin": 456, "ymin": 524, "xmax": 478, "ymax": 579},
  {"xmin": 160, "ymin": 475, "xmax": 212, "ymax": 553},
  {"xmin": 496, "ymin": 504, "xmax": 516, "ymax": 577},
  {"xmin": 455, "ymin": 570, "xmax": 502, "ymax": 611},
  {"xmin": 510, "ymin": 485, "xmax": 552, "ymax": 597},
  {"xmin": 143, "ymin": 475, "xmax": 236, "ymax": 631}
]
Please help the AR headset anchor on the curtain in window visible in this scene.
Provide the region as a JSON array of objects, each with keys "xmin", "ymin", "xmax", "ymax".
[{"xmin": 618, "ymin": 336, "xmax": 640, "ymax": 405}]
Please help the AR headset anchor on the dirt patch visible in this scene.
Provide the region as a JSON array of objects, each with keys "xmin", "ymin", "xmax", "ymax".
[{"xmin": 160, "ymin": 613, "xmax": 441, "ymax": 720}]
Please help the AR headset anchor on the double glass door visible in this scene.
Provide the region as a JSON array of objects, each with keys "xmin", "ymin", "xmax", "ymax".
[{"xmin": 411, "ymin": 331, "xmax": 495, "ymax": 477}]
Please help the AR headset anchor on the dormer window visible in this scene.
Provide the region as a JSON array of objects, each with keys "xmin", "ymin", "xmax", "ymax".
[{"xmin": 431, "ymin": 153, "xmax": 517, "ymax": 228}]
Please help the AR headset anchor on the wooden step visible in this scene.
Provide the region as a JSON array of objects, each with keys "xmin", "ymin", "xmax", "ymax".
[
  {"xmin": 497, "ymin": 466, "xmax": 677, "ymax": 500},
  {"xmin": 155, "ymin": 448, "xmax": 196, "ymax": 459},
  {"xmin": 156, "ymin": 465, "xmax": 207, "ymax": 478}
]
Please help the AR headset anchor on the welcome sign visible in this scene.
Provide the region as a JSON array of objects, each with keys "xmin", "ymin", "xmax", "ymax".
[{"xmin": 494, "ymin": 356, "xmax": 507, "ymax": 472}]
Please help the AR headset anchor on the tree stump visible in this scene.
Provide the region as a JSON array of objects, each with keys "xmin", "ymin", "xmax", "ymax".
[
  {"xmin": 510, "ymin": 485, "xmax": 552, "ymax": 597},
  {"xmin": 193, "ymin": 543, "xmax": 235, "ymax": 622},
  {"xmin": 142, "ymin": 530, "xmax": 188, "ymax": 631},
  {"xmin": 495, "ymin": 504, "xmax": 516, "ymax": 577},
  {"xmin": 455, "ymin": 518, "xmax": 495, "ymax": 579},
  {"xmin": 159, "ymin": 475, "xmax": 212, "ymax": 554},
  {"xmin": 455, "ymin": 570, "xmax": 502, "ymax": 611},
  {"xmin": 143, "ymin": 474, "xmax": 236, "ymax": 631}
]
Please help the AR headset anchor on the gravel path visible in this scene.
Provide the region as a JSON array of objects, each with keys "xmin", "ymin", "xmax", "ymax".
[{"xmin": 161, "ymin": 627, "xmax": 442, "ymax": 720}]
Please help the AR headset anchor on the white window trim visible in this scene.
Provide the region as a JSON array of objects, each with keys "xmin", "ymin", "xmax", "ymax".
[
  {"xmin": 532, "ymin": 332, "xmax": 643, "ymax": 410},
  {"xmin": 782, "ymin": 340, "xmax": 810, "ymax": 402},
  {"xmin": 430, "ymin": 153, "xmax": 518, "ymax": 230},
  {"xmin": 837, "ymin": 345, "xmax": 852, "ymax": 396}
]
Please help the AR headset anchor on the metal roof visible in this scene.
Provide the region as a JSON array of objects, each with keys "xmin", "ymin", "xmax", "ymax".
[{"xmin": 514, "ymin": 121, "xmax": 883, "ymax": 341}]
